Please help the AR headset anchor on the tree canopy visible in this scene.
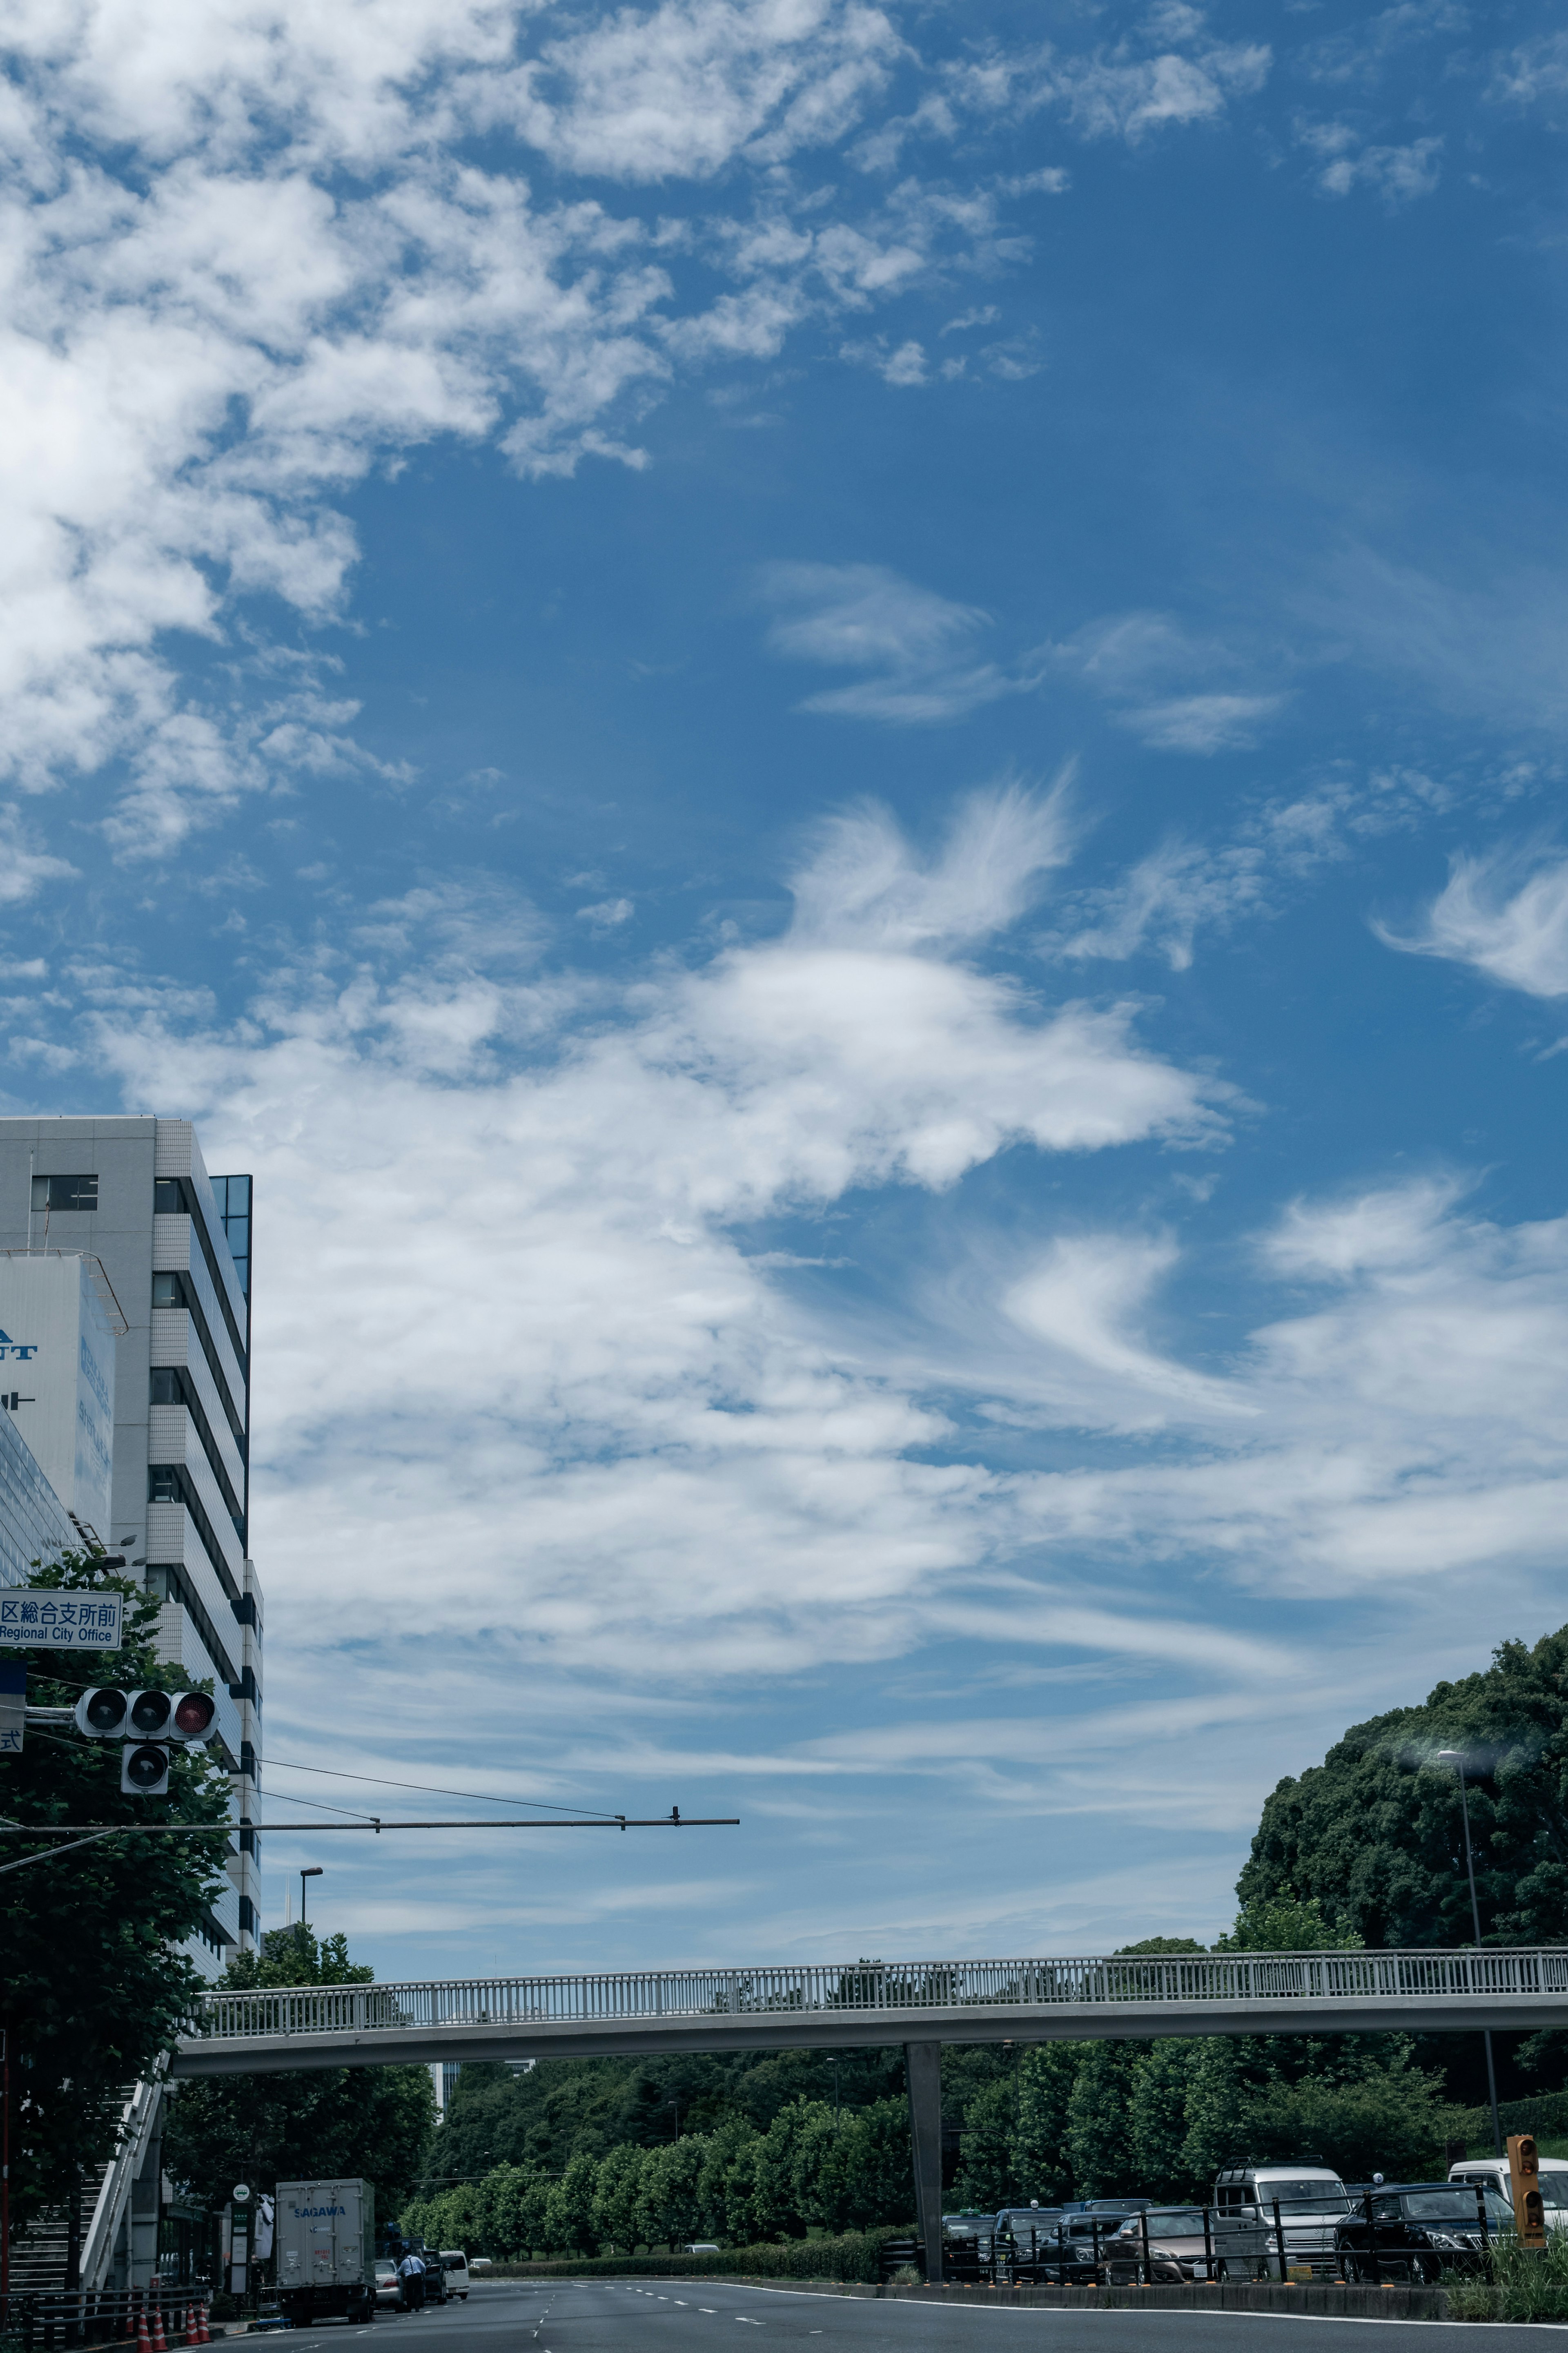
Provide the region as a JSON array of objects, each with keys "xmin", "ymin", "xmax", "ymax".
[
  {"xmin": 1240, "ymin": 1626, "xmax": 1568, "ymax": 1947},
  {"xmin": 163, "ymin": 1929, "xmax": 434, "ymax": 2224},
  {"xmin": 0, "ymin": 1556, "xmax": 234, "ymax": 2231}
]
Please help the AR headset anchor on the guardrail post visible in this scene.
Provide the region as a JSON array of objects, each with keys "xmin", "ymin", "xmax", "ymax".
[
  {"xmin": 1272, "ymin": 2198, "xmax": 1287, "ymax": 2282},
  {"xmin": 904, "ymin": 2042, "xmax": 943, "ymax": 2286}
]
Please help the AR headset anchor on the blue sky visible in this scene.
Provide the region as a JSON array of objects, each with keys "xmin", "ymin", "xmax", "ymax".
[{"xmin": 5, "ymin": 0, "xmax": 1568, "ymax": 1977}]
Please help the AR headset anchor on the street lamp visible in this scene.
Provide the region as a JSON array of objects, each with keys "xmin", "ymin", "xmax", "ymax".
[
  {"xmin": 1436, "ymin": 1749, "xmax": 1503, "ymax": 2158},
  {"xmin": 300, "ymin": 1866, "xmax": 323, "ymax": 1950}
]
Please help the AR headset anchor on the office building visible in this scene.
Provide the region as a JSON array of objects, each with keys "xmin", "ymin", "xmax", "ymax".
[{"xmin": 0, "ymin": 1117, "xmax": 261, "ymax": 1963}]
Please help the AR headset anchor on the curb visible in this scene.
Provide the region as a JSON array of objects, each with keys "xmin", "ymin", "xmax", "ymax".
[{"xmin": 549, "ymin": 2273, "xmax": 1454, "ymax": 2323}]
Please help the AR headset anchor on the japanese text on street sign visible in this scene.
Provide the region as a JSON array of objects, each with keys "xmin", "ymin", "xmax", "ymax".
[{"xmin": 0, "ymin": 1592, "xmax": 122, "ymax": 1650}]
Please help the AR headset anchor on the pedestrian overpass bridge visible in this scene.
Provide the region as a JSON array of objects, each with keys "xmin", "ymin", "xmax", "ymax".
[
  {"xmin": 174, "ymin": 1947, "xmax": 1568, "ymax": 2284},
  {"xmin": 174, "ymin": 1943, "xmax": 1568, "ymax": 2076}
]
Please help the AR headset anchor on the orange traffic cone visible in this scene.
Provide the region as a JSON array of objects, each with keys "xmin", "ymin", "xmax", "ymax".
[
  {"xmin": 136, "ymin": 2301, "xmax": 152, "ymax": 2353},
  {"xmin": 150, "ymin": 2300, "xmax": 168, "ymax": 2353},
  {"xmin": 198, "ymin": 2302, "xmax": 211, "ymax": 2345}
]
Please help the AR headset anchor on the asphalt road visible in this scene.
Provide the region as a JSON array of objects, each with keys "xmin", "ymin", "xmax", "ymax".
[{"xmin": 252, "ymin": 2274, "xmax": 1568, "ymax": 2349}]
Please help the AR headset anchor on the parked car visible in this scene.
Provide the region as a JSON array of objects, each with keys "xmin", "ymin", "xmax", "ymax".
[
  {"xmin": 994, "ymin": 2207, "xmax": 1065, "ymax": 2278},
  {"xmin": 468, "ymin": 2258, "xmax": 493, "ymax": 2275},
  {"xmin": 940, "ymin": 2213, "xmax": 996, "ymax": 2280},
  {"xmin": 1038, "ymin": 2212, "xmax": 1124, "ymax": 2284},
  {"xmin": 438, "ymin": 2251, "xmax": 471, "ymax": 2299},
  {"xmin": 1450, "ymin": 2155, "xmax": 1568, "ymax": 2228},
  {"xmin": 1337, "ymin": 2181, "xmax": 1512, "ymax": 2284},
  {"xmin": 1102, "ymin": 2205, "xmax": 1218, "ymax": 2284},
  {"xmin": 1214, "ymin": 2163, "xmax": 1352, "ymax": 2279},
  {"xmin": 373, "ymin": 2261, "xmax": 402, "ymax": 2313}
]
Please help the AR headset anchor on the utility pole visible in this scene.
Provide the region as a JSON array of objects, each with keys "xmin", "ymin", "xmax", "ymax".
[
  {"xmin": 299, "ymin": 1866, "xmax": 323, "ymax": 1955},
  {"xmin": 1437, "ymin": 1749, "xmax": 1504, "ymax": 2158}
]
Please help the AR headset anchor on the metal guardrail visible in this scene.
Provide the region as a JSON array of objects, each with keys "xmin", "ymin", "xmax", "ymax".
[{"xmin": 187, "ymin": 1947, "xmax": 1568, "ymax": 2043}]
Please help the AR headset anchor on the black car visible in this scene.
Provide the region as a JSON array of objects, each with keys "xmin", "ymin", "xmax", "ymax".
[
  {"xmin": 940, "ymin": 2213, "xmax": 996, "ymax": 2281},
  {"xmin": 994, "ymin": 2208, "xmax": 1066, "ymax": 2280},
  {"xmin": 1034, "ymin": 2210, "xmax": 1147, "ymax": 2284},
  {"xmin": 1336, "ymin": 2181, "xmax": 1511, "ymax": 2284}
]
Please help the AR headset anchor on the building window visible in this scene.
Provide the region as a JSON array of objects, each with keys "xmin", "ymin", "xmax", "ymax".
[
  {"xmin": 32, "ymin": 1174, "xmax": 97, "ymax": 1212},
  {"xmin": 212, "ymin": 1174, "xmax": 252, "ymax": 1302},
  {"xmin": 151, "ymin": 1271, "xmax": 183, "ymax": 1310},
  {"xmin": 154, "ymin": 1179, "xmax": 185, "ymax": 1213},
  {"xmin": 150, "ymin": 1368, "xmax": 180, "ymax": 1406}
]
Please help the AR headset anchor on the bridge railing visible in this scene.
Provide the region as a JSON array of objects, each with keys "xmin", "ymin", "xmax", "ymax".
[{"xmin": 187, "ymin": 1947, "xmax": 1568, "ymax": 2042}]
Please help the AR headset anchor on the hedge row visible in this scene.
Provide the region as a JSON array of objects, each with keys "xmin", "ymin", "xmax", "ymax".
[{"xmin": 483, "ymin": 2230, "xmax": 910, "ymax": 2284}]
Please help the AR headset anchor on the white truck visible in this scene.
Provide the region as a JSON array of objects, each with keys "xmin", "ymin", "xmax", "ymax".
[{"xmin": 274, "ymin": 2178, "xmax": 377, "ymax": 2326}]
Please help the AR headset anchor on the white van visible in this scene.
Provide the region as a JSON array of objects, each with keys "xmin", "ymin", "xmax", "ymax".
[
  {"xmin": 438, "ymin": 2251, "xmax": 471, "ymax": 2299},
  {"xmin": 1213, "ymin": 2165, "xmax": 1352, "ymax": 2280},
  {"xmin": 1449, "ymin": 2157, "xmax": 1568, "ymax": 2226}
]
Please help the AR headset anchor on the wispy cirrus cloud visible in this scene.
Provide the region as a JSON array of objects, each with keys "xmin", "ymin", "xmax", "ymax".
[
  {"xmin": 1377, "ymin": 845, "xmax": 1568, "ymax": 997},
  {"xmin": 757, "ymin": 562, "xmax": 1047, "ymax": 720}
]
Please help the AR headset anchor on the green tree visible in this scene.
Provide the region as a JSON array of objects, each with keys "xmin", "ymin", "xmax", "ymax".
[
  {"xmin": 1128, "ymin": 2040, "xmax": 1201, "ymax": 2198},
  {"xmin": 638, "ymin": 2134, "xmax": 706, "ymax": 2248},
  {"xmin": 164, "ymin": 1928, "xmax": 434, "ymax": 2226},
  {"xmin": 1, "ymin": 1558, "xmax": 234, "ymax": 2231},
  {"xmin": 1013, "ymin": 2044, "xmax": 1080, "ymax": 2202},
  {"xmin": 1240, "ymin": 1630, "xmax": 1568, "ymax": 1951},
  {"xmin": 593, "ymin": 2142, "xmax": 648, "ymax": 2251},
  {"xmin": 952, "ymin": 2074, "xmax": 1016, "ymax": 2210},
  {"xmin": 544, "ymin": 2151, "xmax": 601, "ymax": 2255},
  {"xmin": 1065, "ymin": 2044, "xmax": 1136, "ymax": 2197},
  {"xmin": 837, "ymin": 2096, "xmax": 915, "ymax": 2229},
  {"xmin": 748, "ymin": 2100, "xmax": 823, "ymax": 2240}
]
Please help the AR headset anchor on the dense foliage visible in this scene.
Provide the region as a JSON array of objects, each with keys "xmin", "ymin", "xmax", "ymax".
[
  {"xmin": 163, "ymin": 1929, "xmax": 434, "ymax": 2223},
  {"xmin": 0, "ymin": 1557, "xmax": 234, "ymax": 2232},
  {"xmin": 402, "ymin": 2093, "xmax": 914, "ymax": 2255},
  {"xmin": 1241, "ymin": 1628, "xmax": 1568, "ymax": 1948}
]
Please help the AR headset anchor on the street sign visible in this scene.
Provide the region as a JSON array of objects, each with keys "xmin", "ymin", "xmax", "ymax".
[
  {"xmin": 0, "ymin": 1659, "xmax": 22, "ymax": 1753},
  {"xmin": 234, "ymin": 2185, "xmax": 251, "ymax": 2202},
  {"xmin": 0, "ymin": 1592, "xmax": 122, "ymax": 1650}
]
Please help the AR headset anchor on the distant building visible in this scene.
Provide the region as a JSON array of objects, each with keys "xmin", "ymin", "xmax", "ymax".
[{"xmin": 0, "ymin": 1117, "xmax": 261, "ymax": 1964}]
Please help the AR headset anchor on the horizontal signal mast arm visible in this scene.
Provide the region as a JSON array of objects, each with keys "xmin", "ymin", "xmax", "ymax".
[{"xmin": 0, "ymin": 1816, "xmax": 741, "ymax": 1835}]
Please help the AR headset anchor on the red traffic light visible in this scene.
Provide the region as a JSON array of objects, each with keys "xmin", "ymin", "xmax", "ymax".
[
  {"xmin": 172, "ymin": 1691, "xmax": 217, "ymax": 1741},
  {"xmin": 74, "ymin": 1688, "xmax": 220, "ymax": 1745}
]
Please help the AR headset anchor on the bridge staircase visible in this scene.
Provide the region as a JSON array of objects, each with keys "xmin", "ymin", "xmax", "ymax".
[{"xmin": 4, "ymin": 2072, "xmax": 165, "ymax": 2297}]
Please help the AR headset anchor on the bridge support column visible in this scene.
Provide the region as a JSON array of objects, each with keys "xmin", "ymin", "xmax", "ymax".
[{"xmin": 904, "ymin": 2041, "xmax": 942, "ymax": 2285}]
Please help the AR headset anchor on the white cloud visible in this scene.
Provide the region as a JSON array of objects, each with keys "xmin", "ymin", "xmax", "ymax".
[
  {"xmin": 0, "ymin": 804, "xmax": 78, "ymax": 902},
  {"xmin": 942, "ymin": 18, "xmax": 1270, "ymax": 147},
  {"xmin": 1489, "ymin": 31, "xmax": 1568, "ymax": 106},
  {"xmin": 1119, "ymin": 690, "xmax": 1287, "ymax": 752},
  {"xmin": 1049, "ymin": 836, "xmax": 1268, "ymax": 971},
  {"xmin": 758, "ymin": 561, "xmax": 1045, "ymax": 720},
  {"xmin": 1297, "ymin": 120, "xmax": 1443, "ymax": 201},
  {"xmin": 487, "ymin": 0, "xmax": 903, "ymax": 182},
  {"xmin": 1377, "ymin": 846, "xmax": 1568, "ymax": 998},
  {"xmin": 78, "ymin": 791, "xmax": 1217, "ymax": 1693},
  {"xmin": 1049, "ymin": 609, "xmax": 1287, "ymax": 752}
]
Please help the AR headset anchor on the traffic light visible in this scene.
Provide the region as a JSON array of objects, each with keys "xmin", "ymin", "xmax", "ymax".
[
  {"xmin": 74, "ymin": 1688, "xmax": 218, "ymax": 1796},
  {"xmin": 1509, "ymin": 2134, "xmax": 1547, "ymax": 2248},
  {"xmin": 74, "ymin": 1688, "xmax": 218, "ymax": 1744}
]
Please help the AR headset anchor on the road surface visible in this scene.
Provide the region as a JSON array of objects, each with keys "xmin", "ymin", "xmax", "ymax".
[{"xmin": 249, "ymin": 2275, "xmax": 1568, "ymax": 2348}]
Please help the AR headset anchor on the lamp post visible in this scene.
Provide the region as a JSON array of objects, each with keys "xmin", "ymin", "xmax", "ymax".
[
  {"xmin": 1437, "ymin": 1749, "xmax": 1503, "ymax": 2158},
  {"xmin": 299, "ymin": 1866, "xmax": 323, "ymax": 1952}
]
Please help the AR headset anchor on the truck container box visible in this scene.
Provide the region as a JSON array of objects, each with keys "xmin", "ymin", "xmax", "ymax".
[{"xmin": 275, "ymin": 2178, "xmax": 376, "ymax": 2323}]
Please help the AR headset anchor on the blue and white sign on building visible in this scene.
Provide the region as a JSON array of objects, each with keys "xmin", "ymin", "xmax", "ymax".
[
  {"xmin": 0, "ymin": 1589, "xmax": 122, "ymax": 1649},
  {"xmin": 0, "ymin": 1657, "xmax": 23, "ymax": 1751},
  {"xmin": 0, "ymin": 1254, "xmax": 121, "ymax": 1542}
]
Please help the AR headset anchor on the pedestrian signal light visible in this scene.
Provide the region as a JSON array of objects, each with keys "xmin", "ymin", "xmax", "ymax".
[{"xmin": 74, "ymin": 1688, "xmax": 218, "ymax": 1744}]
